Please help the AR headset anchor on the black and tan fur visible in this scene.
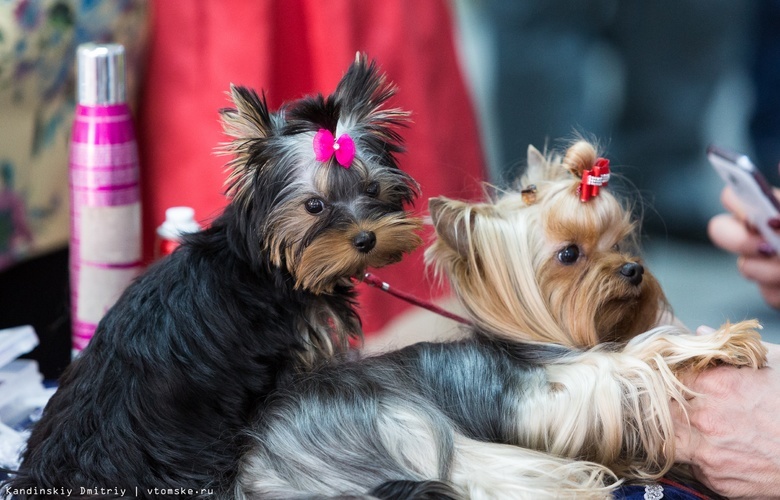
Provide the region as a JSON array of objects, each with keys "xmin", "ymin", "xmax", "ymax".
[{"xmin": 4, "ymin": 55, "xmax": 422, "ymax": 498}]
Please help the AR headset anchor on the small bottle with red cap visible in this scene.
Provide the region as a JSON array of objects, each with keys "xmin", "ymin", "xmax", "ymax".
[{"xmin": 155, "ymin": 206, "xmax": 201, "ymax": 258}]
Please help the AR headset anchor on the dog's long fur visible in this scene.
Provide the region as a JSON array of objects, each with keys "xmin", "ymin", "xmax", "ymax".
[
  {"xmin": 4, "ymin": 55, "xmax": 422, "ymax": 497},
  {"xmin": 236, "ymin": 141, "xmax": 767, "ymax": 499},
  {"xmin": 428, "ymin": 141, "xmax": 668, "ymax": 348}
]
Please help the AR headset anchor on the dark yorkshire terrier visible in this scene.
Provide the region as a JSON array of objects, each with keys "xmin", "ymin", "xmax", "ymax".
[
  {"xmin": 4, "ymin": 55, "xmax": 422, "ymax": 498},
  {"xmin": 235, "ymin": 140, "xmax": 767, "ymax": 499}
]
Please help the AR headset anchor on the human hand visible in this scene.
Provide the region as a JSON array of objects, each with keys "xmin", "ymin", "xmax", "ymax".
[
  {"xmin": 673, "ymin": 341, "xmax": 780, "ymax": 499},
  {"xmin": 709, "ymin": 186, "xmax": 780, "ymax": 308}
]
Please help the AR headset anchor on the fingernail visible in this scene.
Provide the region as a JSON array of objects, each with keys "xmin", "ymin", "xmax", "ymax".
[
  {"xmin": 769, "ymin": 218, "xmax": 780, "ymax": 230},
  {"xmin": 758, "ymin": 242, "xmax": 777, "ymax": 257}
]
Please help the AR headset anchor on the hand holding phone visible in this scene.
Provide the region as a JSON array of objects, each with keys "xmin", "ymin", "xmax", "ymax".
[{"xmin": 707, "ymin": 145, "xmax": 780, "ymax": 251}]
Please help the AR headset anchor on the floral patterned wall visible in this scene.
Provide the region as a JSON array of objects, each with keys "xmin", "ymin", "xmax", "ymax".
[{"xmin": 0, "ymin": 0, "xmax": 148, "ymax": 271}]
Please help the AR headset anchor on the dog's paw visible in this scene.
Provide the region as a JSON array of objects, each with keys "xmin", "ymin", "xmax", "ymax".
[
  {"xmin": 626, "ymin": 320, "xmax": 767, "ymax": 372},
  {"xmin": 706, "ymin": 319, "xmax": 768, "ymax": 369}
]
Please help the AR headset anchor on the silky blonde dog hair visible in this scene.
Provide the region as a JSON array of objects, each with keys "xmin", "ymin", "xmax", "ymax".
[{"xmin": 427, "ymin": 140, "xmax": 665, "ymax": 347}]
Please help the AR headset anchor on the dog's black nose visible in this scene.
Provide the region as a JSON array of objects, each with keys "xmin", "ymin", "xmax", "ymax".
[
  {"xmin": 620, "ymin": 262, "xmax": 644, "ymax": 286},
  {"xmin": 353, "ymin": 231, "xmax": 376, "ymax": 253}
]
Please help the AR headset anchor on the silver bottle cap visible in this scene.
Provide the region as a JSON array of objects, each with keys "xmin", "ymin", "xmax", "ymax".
[{"xmin": 76, "ymin": 43, "xmax": 127, "ymax": 105}]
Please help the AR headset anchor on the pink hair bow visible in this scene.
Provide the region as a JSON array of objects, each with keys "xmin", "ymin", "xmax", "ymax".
[
  {"xmin": 313, "ymin": 128, "xmax": 356, "ymax": 168},
  {"xmin": 579, "ymin": 157, "xmax": 610, "ymax": 202}
]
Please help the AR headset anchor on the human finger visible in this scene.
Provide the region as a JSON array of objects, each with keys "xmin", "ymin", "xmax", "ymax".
[
  {"xmin": 708, "ymin": 214, "xmax": 768, "ymax": 257},
  {"xmin": 738, "ymin": 256, "xmax": 780, "ymax": 285},
  {"xmin": 758, "ymin": 284, "xmax": 780, "ymax": 310}
]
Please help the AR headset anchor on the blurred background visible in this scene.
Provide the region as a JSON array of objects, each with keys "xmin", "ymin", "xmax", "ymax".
[
  {"xmin": 1, "ymin": 0, "xmax": 779, "ymax": 380},
  {"xmin": 449, "ymin": 0, "xmax": 780, "ymax": 345}
]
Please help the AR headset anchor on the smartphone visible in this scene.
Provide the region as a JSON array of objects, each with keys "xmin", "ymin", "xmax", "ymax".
[{"xmin": 707, "ymin": 144, "xmax": 780, "ymax": 250}]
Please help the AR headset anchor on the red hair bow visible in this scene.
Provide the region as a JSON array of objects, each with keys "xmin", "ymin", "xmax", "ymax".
[{"xmin": 579, "ymin": 157, "xmax": 610, "ymax": 202}]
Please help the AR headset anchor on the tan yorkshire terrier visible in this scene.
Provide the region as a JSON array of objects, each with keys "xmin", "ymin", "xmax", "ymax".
[
  {"xmin": 236, "ymin": 140, "xmax": 767, "ymax": 499},
  {"xmin": 428, "ymin": 139, "xmax": 668, "ymax": 348}
]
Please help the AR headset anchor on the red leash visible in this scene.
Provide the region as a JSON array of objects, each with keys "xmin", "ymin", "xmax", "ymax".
[
  {"xmin": 361, "ymin": 273, "xmax": 472, "ymax": 326},
  {"xmin": 658, "ymin": 478, "xmax": 712, "ymax": 500}
]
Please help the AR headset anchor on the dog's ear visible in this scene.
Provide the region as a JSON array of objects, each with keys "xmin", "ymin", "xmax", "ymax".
[
  {"xmin": 527, "ymin": 145, "xmax": 546, "ymax": 170},
  {"xmin": 523, "ymin": 145, "xmax": 548, "ymax": 183},
  {"xmin": 219, "ymin": 85, "xmax": 277, "ymax": 204},
  {"xmin": 332, "ymin": 53, "xmax": 409, "ymax": 134},
  {"xmin": 429, "ymin": 197, "xmax": 474, "ymax": 258},
  {"xmin": 221, "ymin": 84, "xmax": 275, "ymax": 140}
]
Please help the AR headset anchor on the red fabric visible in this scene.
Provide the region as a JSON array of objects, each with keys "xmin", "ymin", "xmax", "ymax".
[{"xmin": 138, "ymin": 0, "xmax": 486, "ymax": 334}]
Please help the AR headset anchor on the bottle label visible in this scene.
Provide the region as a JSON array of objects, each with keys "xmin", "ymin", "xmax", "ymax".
[
  {"xmin": 76, "ymin": 260, "xmax": 142, "ymax": 324},
  {"xmin": 69, "ymin": 103, "xmax": 143, "ymax": 352},
  {"xmin": 79, "ymin": 204, "xmax": 141, "ymax": 263}
]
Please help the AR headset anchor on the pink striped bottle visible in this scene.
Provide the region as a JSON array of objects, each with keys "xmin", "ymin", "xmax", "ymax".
[{"xmin": 69, "ymin": 43, "xmax": 143, "ymax": 354}]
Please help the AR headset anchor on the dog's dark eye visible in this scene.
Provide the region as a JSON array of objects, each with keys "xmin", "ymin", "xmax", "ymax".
[
  {"xmin": 557, "ymin": 244, "xmax": 580, "ymax": 265},
  {"xmin": 304, "ymin": 198, "xmax": 325, "ymax": 215},
  {"xmin": 612, "ymin": 243, "xmax": 621, "ymax": 252},
  {"xmin": 365, "ymin": 181, "xmax": 380, "ymax": 197}
]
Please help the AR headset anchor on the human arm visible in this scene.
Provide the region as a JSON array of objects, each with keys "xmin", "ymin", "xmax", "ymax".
[{"xmin": 673, "ymin": 341, "xmax": 780, "ymax": 499}]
